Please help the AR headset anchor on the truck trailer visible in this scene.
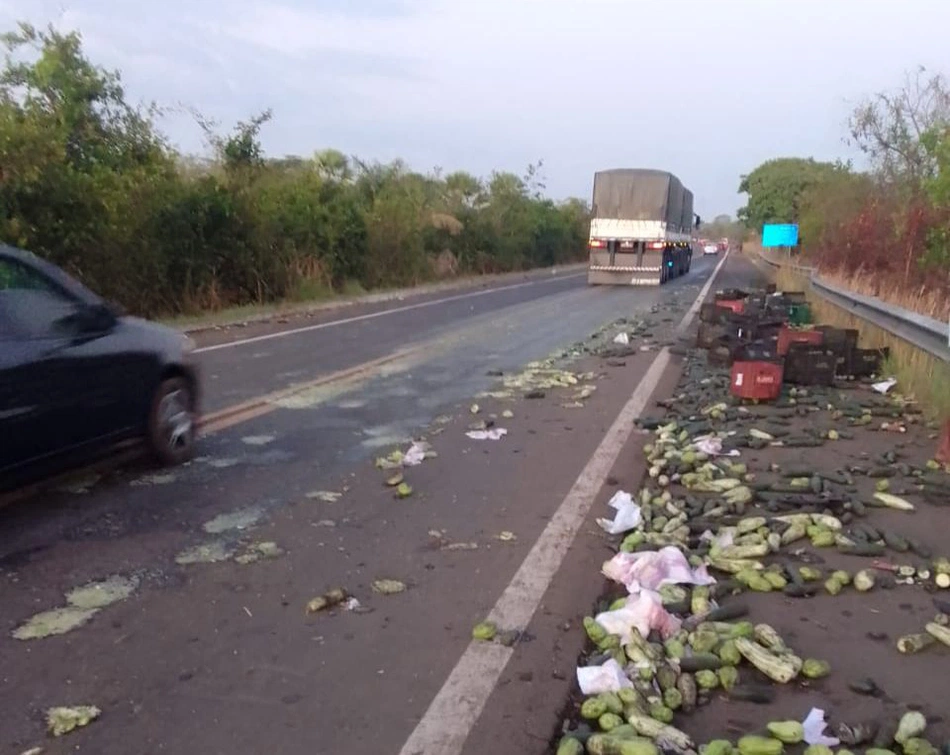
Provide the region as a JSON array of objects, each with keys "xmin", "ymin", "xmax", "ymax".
[{"xmin": 587, "ymin": 168, "xmax": 698, "ymax": 286}]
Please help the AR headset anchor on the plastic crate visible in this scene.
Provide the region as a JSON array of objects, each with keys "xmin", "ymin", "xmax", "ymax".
[
  {"xmin": 783, "ymin": 344, "xmax": 837, "ymax": 386},
  {"xmin": 845, "ymin": 347, "xmax": 890, "ymax": 378},
  {"xmin": 707, "ymin": 335, "xmax": 745, "ymax": 367},
  {"xmin": 730, "ymin": 360, "xmax": 784, "ymax": 401},
  {"xmin": 738, "ymin": 337, "xmax": 779, "ymax": 362},
  {"xmin": 697, "ymin": 321, "xmax": 730, "ymax": 349},
  {"xmin": 715, "ymin": 299, "xmax": 746, "ymax": 315},
  {"xmin": 787, "ymin": 303, "xmax": 813, "ymax": 325},
  {"xmin": 715, "ymin": 288, "xmax": 749, "ymax": 301},
  {"xmin": 817, "ymin": 327, "xmax": 859, "ymax": 374},
  {"xmin": 777, "ymin": 325, "xmax": 824, "ymax": 355}
]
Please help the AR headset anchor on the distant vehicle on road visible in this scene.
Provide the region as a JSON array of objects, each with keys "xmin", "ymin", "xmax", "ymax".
[
  {"xmin": 0, "ymin": 245, "xmax": 200, "ymax": 490},
  {"xmin": 587, "ymin": 168, "xmax": 699, "ymax": 286},
  {"xmin": 703, "ymin": 243, "xmax": 719, "ymax": 255}
]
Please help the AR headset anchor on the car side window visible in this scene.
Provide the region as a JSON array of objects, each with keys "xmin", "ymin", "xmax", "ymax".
[
  {"xmin": 0, "ymin": 257, "xmax": 58, "ymax": 293},
  {"xmin": 0, "ymin": 258, "xmax": 80, "ymax": 340}
]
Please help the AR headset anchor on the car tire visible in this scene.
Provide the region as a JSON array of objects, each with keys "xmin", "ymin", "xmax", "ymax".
[{"xmin": 147, "ymin": 376, "xmax": 197, "ymax": 466}]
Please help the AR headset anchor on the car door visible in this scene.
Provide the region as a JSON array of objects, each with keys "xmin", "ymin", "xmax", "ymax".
[{"xmin": 0, "ymin": 258, "xmax": 121, "ymax": 469}]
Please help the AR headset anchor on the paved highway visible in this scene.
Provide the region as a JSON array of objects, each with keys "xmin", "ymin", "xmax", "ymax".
[{"xmin": 0, "ymin": 253, "xmax": 758, "ymax": 755}]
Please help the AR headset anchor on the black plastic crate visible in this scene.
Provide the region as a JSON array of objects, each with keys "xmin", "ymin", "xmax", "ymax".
[
  {"xmin": 783, "ymin": 344, "xmax": 837, "ymax": 386},
  {"xmin": 707, "ymin": 335, "xmax": 746, "ymax": 367},
  {"xmin": 845, "ymin": 347, "xmax": 890, "ymax": 378},
  {"xmin": 697, "ymin": 321, "xmax": 730, "ymax": 349},
  {"xmin": 738, "ymin": 337, "xmax": 780, "ymax": 361}
]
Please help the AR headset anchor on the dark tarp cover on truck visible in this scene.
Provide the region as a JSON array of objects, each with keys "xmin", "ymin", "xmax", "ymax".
[
  {"xmin": 681, "ymin": 188, "xmax": 694, "ymax": 232},
  {"xmin": 591, "ymin": 169, "xmax": 689, "ymax": 230}
]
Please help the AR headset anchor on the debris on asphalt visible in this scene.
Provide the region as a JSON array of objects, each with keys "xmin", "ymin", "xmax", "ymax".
[
  {"xmin": 241, "ymin": 434, "xmax": 276, "ymax": 446},
  {"xmin": 470, "ymin": 403, "xmax": 481, "ymax": 414},
  {"xmin": 385, "ymin": 473, "xmax": 405, "ymax": 487},
  {"xmin": 306, "ymin": 588, "xmax": 347, "ymax": 613},
  {"xmin": 175, "ymin": 540, "xmax": 235, "ymax": 565},
  {"xmin": 306, "ymin": 490, "xmax": 342, "ymax": 503},
  {"xmin": 376, "ymin": 441, "xmax": 435, "ymax": 470},
  {"xmin": 596, "ymin": 490, "xmax": 642, "ymax": 535},
  {"xmin": 202, "ymin": 505, "xmax": 265, "ymax": 534},
  {"xmin": 371, "ymin": 579, "xmax": 407, "ymax": 595},
  {"xmin": 65, "ymin": 575, "xmax": 138, "ymax": 610},
  {"xmin": 502, "ymin": 409, "xmax": 515, "ymax": 419},
  {"xmin": 557, "ymin": 284, "xmax": 950, "ymax": 752},
  {"xmin": 12, "ymin": 575, "xmax": 139, "ymax": 640},
  {"xmin": 472, "ymin": 621, "xmax": 498, "ymax": 641},
  {"xmin": 234, "ymin": 541, "xmax": 284, "ymax": 564},
  {"xmin": 12, "ymin": 607, "xmax": 98, "ymax": 641},
  {"xmin": 53, "ymin": 472, "xmax": 101, "ymax": 495},
  {"xmin": 395, "ymin": 482, "xmax": 414, "ymax": 499},
  {"xmin": 613, "ymin": 333, "xmax": 630, "ymax": 345},
  {"xmin": 46, "ymin": 705, "xmax": 100, "ymax": 737},
  {"xmin": 466, "ymin": 428, "xmax": 508, "ymax": 441},
  {"xmin": 496, "ymin": 531, "xmax": 518, "ymax": 542},
  {"xmin": 129, "ymin": 471, "xmax": 177, "ymax": 486}
]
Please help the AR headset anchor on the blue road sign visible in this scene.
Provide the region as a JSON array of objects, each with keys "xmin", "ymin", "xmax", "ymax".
[{"xmin": 762, "ymin": 223, "xmax": 799, "ymax": 247}]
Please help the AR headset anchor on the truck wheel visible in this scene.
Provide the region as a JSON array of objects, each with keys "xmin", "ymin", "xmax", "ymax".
[{"xmin": 147, "ymin": 377, "xmax": 197, "ymax": 466}]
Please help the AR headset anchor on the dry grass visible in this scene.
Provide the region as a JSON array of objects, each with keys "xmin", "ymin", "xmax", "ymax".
[
  {"xmin": 818, "ymin": 267, "xmax": 950, "ymax": 322},
  {"xmin": 766, "ymin": 263, "xmax": 950, "ymax": 422}
]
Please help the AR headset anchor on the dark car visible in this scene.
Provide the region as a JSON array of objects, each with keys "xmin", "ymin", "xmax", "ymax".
[{"xmin": 0, "ymin": 245, "xmax": 200, "ymax": 491}]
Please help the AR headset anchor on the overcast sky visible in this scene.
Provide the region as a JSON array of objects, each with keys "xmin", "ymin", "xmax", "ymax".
[{"xmin": 3, "ymin": 0, "xmax": 950, "ymax": 217}]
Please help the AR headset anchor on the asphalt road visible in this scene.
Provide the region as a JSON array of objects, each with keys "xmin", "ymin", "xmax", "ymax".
[{"xmin": 0, "ymin": 252, "xmax": 751, "ymax": 755}]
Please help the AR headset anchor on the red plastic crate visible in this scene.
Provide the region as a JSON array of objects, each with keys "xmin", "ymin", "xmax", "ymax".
[
  {"xmin": 730, "ymin": 360, "xmax": 783, "ymax": 401},
  {"xmin": 715, "ymin": 299, "xmax": 746, "ymax": 315},
  {"xmin": 777, "ymin": 325, "xmax": 824, "ymax": 356}
]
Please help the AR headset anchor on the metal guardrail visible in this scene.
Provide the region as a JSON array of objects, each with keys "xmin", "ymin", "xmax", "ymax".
[{"xmin": 756, "ymin": 249, "xmax": 950, "ymax": 363}]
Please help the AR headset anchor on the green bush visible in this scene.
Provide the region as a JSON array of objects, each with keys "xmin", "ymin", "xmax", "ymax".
[{"xmin": 0, "ymin": 22, "xmax": 590, "ymax": 317}]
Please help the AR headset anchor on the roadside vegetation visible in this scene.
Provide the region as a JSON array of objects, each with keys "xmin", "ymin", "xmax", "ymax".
[
  {"xmin": 739, "ymin": 66, "xmax": 950, "ymax": 322},
  {"xmin": 0, "ymin": 23, "xmax": 590, "ymax": 318}
]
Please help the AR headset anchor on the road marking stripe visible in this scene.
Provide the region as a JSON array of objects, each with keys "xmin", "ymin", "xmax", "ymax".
[
  {"xmin": 397, "ymin": 256, "xmax": 728, "ymax": 755},
  {"xmin": 194, "ymin": 272, "xmax": 586, "ymax": 354}
]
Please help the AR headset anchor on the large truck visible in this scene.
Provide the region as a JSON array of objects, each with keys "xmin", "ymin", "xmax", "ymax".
[{"xmin": 587, "ymin": 168, "xmax": 699, "ymax": 286}]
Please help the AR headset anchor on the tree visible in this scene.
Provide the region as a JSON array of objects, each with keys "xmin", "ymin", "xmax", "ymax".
[
  {"xmin": 848, "ymin": 67, "xmax": 950, "ymax": 188},
  {"xmin": 737, "ymin": 158, "xmax": 845, "ymax": 230}
]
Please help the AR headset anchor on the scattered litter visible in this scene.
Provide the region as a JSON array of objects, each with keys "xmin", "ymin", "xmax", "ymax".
[
  {"xmin": 496, "ymin": 531, "xmax": 517, "ymax": 542},
  {"xmin": 385, "ymin": 473, "xmax": 405, "ymax": 487},
  {"xmin": 395, "ymin": 482, "xmax": 414, "ymax": 499},
  {"xmin": 314, "ymin": 519, "xmax": 336, "ymax": 528},
  {"xmin": 202, "ymin": 505, "xmax": 265, "ymax": 534},
  {"xmin": 129, "ymin": 472, "xmax": 177, "ymax": 486},
  {"xmin": 872, "ymin": 378, "xmax": 898, "ymax": 394},
  {"xmin": 472, "ymin": 621, "xmax": 497, "ymax": 640},
  {"xmin": 576, "ymin": 658, "xmax": 633, "ymax": 694},
  {"xmin": 596, "ymin": 490, "xmax": 642, "ymax": 535},
  {"xmin": 235, "ymin": 541, "xmax": 284, "ymax": 564},
  {"xmin": 594, "ymin": 589, "xmax": 682, "ymax": 643},
  {"xmin": 66, "ymin": 575, "xmax": 138, "ymax": 610},
  {"xmin": 402, "ymin": 441, "xmax": 431, "ymax": 467},
  {"xmin": 205, "ymin": 457, "xmax": 240, "ymax": 469},
  {"xmin": 561, "ymin": 401, "xmax": 585, "ymax": 409},
  {"xmin": 613, "ymin": 332, "xmax": 630, "ymax": 345},
  {"xmin": 175, "ymin": 541, "xmax": 235, "ymax": 565},
  {"xmin": 306, "ymin": 490, "xmax": 342, "ymax": 503},
  {"xmin": 692, "ymin": 434, "xmax": 741, "ymax": 457},
  {"xmin": 19, "ymin": 747, "xmax": 43, "ymax": 755},
  {"xmin": 603, "ymin": 546, "xmax": 715, "ymax": 593},
  {"xmin": 344, "ymin": 597, "xmax": 362, "ymax": 611},
  {"xmin": 442, "ymin": 541, "xmax": 479, "ymax": 551},
  {"xmin": 466, "ymin": 428, "xmax": 508, "ymax": 441},
  {"xmin": 372, "ymin": 579, "xmax": 407, "ymax": 595},
  {"xmin": 306, "ymin": 588, "xmax": 347, "ymax": 613},
  {"xmin": 802, "ymin": 708, "xmax": 840, "ymax": 747},
  {"xmin": 241, "ymin": 434, "xmax": 276, "ymax": 446},
  {"xmin": 470, "ymin": 403, "xmax": 481, "ymax": 414},
  {"xmin": 46, "ymin": 705, "xmax": 100, "ymax": 737},
  {"xmin": 501, "ymin": 409, "xmax": 514, "ymax": 419},
  {"xmin": 12, "ymin": 607, "xmax": 98, "ymax": 640}
]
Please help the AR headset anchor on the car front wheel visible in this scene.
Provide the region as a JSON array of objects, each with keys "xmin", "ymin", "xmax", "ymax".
[{"xmin": 147, "ymin": 377, "xmax": 197, "ymax": 465}]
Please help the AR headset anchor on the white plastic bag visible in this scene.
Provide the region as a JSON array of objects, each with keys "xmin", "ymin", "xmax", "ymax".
[
  {"xmin": 603, "ymin": 547, "xmax": 715, "ymax": 593},
  {"xmin": 596, "ymin": 491, "xmax": 642, "ymax": 535},
  {"xmin": 576, "ymin": 658, "xmax": 633, "ymax": 694}
]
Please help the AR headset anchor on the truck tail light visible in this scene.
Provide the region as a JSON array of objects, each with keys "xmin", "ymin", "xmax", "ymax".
[
  {"xmin": 648, "ymin": 241, "xmax": 665, "ymax": 250},
  {"xmin": 589, "ymin": 238, "xmax": 606, "ymax": 249}
]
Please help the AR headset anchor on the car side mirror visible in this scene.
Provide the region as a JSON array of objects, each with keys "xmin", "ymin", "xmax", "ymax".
[{"xmin": 68, "ymin": 302, "xmax": 116, "ymax": 335}]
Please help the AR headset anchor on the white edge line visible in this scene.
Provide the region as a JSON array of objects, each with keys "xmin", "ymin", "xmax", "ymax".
[
  {"xmin": 397, "ymin": 256, "xmax": 729, "ymax": 755},
  {"xmin": 194, "ymin": 272, "xmax": 586, "ymax": 354}
]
